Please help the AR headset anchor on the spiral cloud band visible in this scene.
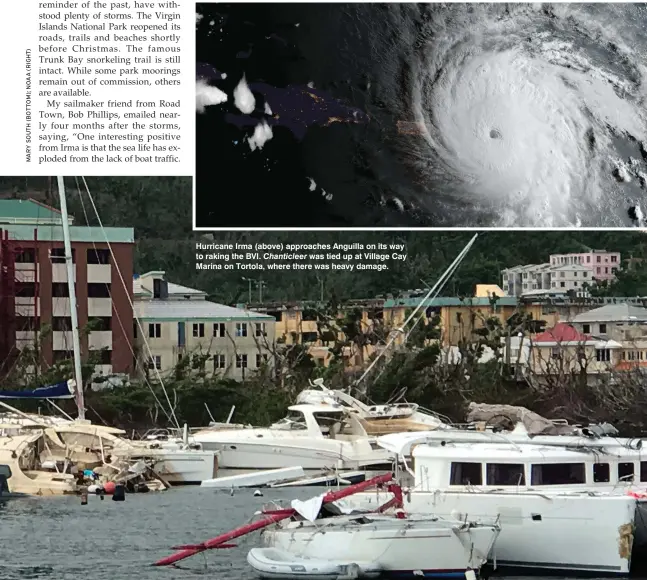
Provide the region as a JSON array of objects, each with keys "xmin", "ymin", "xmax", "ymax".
[{"xmin": 366, "ymin": 4, "xmax": 647, "ymax": 226}]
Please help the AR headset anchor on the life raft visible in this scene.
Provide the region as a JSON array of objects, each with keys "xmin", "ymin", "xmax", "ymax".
[{"xmin": 247, "ymin": 547, "xmax": 381, "ymax": 580}]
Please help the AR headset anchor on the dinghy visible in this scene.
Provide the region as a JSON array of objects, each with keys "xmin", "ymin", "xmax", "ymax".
[{"xmin": 247, "ymin": 547, "xmax": 381, "ymax": 580}]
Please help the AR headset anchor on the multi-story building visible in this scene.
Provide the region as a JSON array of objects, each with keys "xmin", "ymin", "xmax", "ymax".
[
  {"xmin": 0, "ymin": 198, "xmax": 134, "ymax": 379},
  {"xmin": 134, "ymin": 271, "xmax": 275, "ymax": 379},
  {"xmin": 529, "ymin": 303, "xmax": 647, "ymax": 381},
  {"xmin": 549, "ymin": 264, "xmax": 593, "ymax": 293},
  {"xmin": 502, "ymin": 264, "xmax": 553, "ymax": 296},
  {"xmin": 550, "ymin": 250, "xmax": 620, "ymax": 281}
]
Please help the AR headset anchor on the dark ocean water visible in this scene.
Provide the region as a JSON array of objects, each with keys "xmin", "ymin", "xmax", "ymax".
[{"xmin": 0, "ymin": 486, "xmax": 623, "ymax": 580}]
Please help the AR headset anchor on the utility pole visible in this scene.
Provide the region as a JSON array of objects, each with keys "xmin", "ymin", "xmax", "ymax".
[
  {"xmin": 258, "ymin": 279, "xmax": 267, "ymax": 303},
  {"xmin": 241, "ymin": 277, "xmax": 252, "ymax": 303}
]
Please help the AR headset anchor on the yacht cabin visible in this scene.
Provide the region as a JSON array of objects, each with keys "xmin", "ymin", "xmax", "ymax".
[{"xmin": 408, "ymin": 443, "xmax": 647, "ymax": 491}]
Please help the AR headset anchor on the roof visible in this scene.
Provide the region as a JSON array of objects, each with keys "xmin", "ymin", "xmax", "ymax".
[
  {"xmin": 572, "ymin": 303, "xmax": 647, "ymax": 324},
  {"xmin": 0, "ymin": 224, "xmax": 133, "ymax": 244},
  {"xmin": 383, "ymin": 296, "xmax": 518, "ymax": 308},
  {"xmin": 534, "ymin": 322, "xmax": 591, "ymax": 343},
  {"xmin": 135, "ymin": 299, "xmax": 274, "ymax": 321},
  {"xmin": 0, "ymin": 199, "xmax": 69, "ymax": 224},
  {"xmin": 134, "ymin": 273, "xmax": 207, "ymax": 298}
]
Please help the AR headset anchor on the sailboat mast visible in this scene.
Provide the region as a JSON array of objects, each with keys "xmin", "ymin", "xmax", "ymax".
[{"xmin": 56, "ymin": 176, "xmax": 85, "ymax": 420}]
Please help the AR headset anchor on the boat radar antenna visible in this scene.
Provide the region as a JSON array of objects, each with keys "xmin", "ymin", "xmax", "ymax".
[
  {"xmin": 57, "ymin": 176, "xmax": 85, "ymax": 421},
  {"xmin": 351, "ymin": 233, "xmax": 478, "ymax": 397}
]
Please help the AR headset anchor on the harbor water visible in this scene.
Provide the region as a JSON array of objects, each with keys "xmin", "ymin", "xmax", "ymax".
[{"xmin": 0, "ymin": 486, "xmax": 634, "ymax": 580}]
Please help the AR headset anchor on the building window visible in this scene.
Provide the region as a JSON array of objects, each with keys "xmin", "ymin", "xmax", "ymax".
[
  {"xmin": 53, "ymin": 350, "xmax": 72, "ymax": 363},
  {"xmin": 88, "ymin": 283, "xmax": 111, "ymax": 298},
  {"xmin": 133, "ymin": 321, "xmax": 138, "ymax": 339},
  {"xmin": 596, "ymin": 256, "xmax": 601, "ymax": 263},
  {"xmin": 150, "ymin": 355, "xmax": 162, "ymax": 370},
  {"xmin": 255, "ymin": 323, "xmax": 266, "ymax": 337},
  {"xmin": 193, "ymin": 323, "xmax": 205, "ymax": 338},
  {"xmin": 618, "ymin": 462, "xmax": 634, "ymax": 482},
  {"xmin": 560, "ymin": 282, "xmax": 565, "ymax": 288},
  {"xmin": 611, "ymin": 255, "xmax": 617, "ymax": 263},
  {"xmin": 236, "ymin": 354, "xmax": 248, "ymax": 368},
  {"xmin": 560, "ymin": 272, "xmax": 565, "ymax": 278},
  {"xmin": 16, "ymin": 282, "xmax": 36, "ymax": 297},
  {"xmin": 235, "ymin": 322, "xmax": 248, "ymax": 337},
  {"xmin": 450, "ymin": 462, "xmax": 482, "ymax": 485},
  {"xmin": 52, "ymin": 283, "xmax": 69, "ymax": 297},
  {"xmin": 52, "ymin": 317, "xmax": 72, "ymax": 331},
  {"xmin": 256, "ymin": 353, "xmax": 268, "ymax": 367},
  {"xmin": 531, "ymin": 463, "xmax": 585, "ymax": 485},
  {"xmin": 15, "ymin": 248, "xmax": 36, "ymax": 263},
  {"xmin": 96, "ymin": 349, "xmax": 112, "ymax": 365},
  {"xmin": 550, "ymin": 347, "xmax": 561, "ymax": 359},
  {"xmin": 50, "ymin": 248, "xmax": 74, "ymax": 263},
  {"xmin": 87, "ymin": 249, "xmax": 110, "ymax": 264},
  {"xmin": 214, "ymin": 354, "xmax": 226, "ymax": 369},
  {"xmin": 213, "ymin": 323, "xmax": 226, "ymax": 337},
  {"xmin": 148, "ymin": 323, "xmax": 161, "ymax": 338},
  {"xmin": 486, "ymin": 463, "xmax": 525, "ymax": 486},
  {"xmin": 604, "ymin": 267, "xmax": 609, "ymax": 274},
  {"xmin": 302, "ymin": 332, "xmax": 318, "ymax": 343},
  {"xmin": 599, "ymin": 323, "xmax": 607, "ymax": 334},
  {"xmin": 89, "ymin": 317, "xmax": 111, "ymax": 331},
  {"xmin": 582, "ymin": 324, "xmax": 590, "ymax": 334},
  {"xmin": 587, "ymin": 256, "xmax": 591, "ymax": 263},
  {"xmin": 595, "ymin": 349, "xmax": 611, "ymax": 362},
  {"xmin": 593, "ymin": 463, "xmax": 610, "ymax": 483},
  {"xmin": 583, "ymin": 271, "xmax": 588, "ymax": 277}
]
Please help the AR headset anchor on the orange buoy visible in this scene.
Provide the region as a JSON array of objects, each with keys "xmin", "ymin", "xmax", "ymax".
[{"xmin": 103, "ymin": 481, "xmax": 116, "ymax": 494}]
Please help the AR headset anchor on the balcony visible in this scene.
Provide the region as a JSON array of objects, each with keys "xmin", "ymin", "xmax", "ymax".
[
  {"xmin": 52, "ymin": 297, "xmax": 71, "ymax": 316},
  {"xmin": 14, "ymin": 263, "xmax": 39, "ymax": 283},
  {"xmin": 52, "ymin": 263, "xmax": 75, "ymax": 283},
  {"xmin": 88, "ymin": 298, "xmax": 112, "ymax": 317},
  {"xmin": 87, "ymin": 264, "xmax": 111, "ymax": 284},
  {"xmin": 88, "ymin": 331, "xmax": 112, "ymax": 350},
  {"xmin": 15, "ymin": 331, "xmax": 38, "ymax": 350},
  {"xmin": 53, "ymin": 331, "xmax": 74, "ymax": 351}
]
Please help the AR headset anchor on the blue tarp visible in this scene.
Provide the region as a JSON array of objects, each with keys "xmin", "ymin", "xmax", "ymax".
[{"xmin": 0, "ymin": 380, "xmax": 74, "ymax": 400}]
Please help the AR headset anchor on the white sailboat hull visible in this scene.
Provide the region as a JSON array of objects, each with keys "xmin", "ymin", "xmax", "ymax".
[
  {"xmin": 261, "ymin": 515, "xmax": 499, "ymax": 577},
  {"xmin": 346, "ymin": 491, "xmax": 637, "ymax": 575}
]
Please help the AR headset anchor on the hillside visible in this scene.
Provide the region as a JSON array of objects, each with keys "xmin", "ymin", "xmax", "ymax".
[{"xmin": 1, "ymin": 176, "xmax": 646, "ymax": 302}]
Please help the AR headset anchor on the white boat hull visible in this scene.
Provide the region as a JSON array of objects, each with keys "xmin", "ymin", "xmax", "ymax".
[
  {"xmin": 201, "ymin": 467, "xmax": 305, "ymax": 488},
  {"xmin": 143, "ymin": 450, "xmax": 217, "ymax": 484},
  {"xmin": 198, "ymin": 439, "xmax": 390, "ymax": 471},
  {"xmin": 262, "ymin": 515, "xmax": 498, "ymax": 577},
  {"xmin": 346, "ymin": 491, "xmax": 637, "ymax": 575}
]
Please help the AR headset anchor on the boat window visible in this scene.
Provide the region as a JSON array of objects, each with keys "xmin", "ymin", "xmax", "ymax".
[
  {"xmin": 618, "ymin": 462, "xmax": 635, "ymax": 482},
  {"xmin": 272, "ymin": 411, "xmax": 307, "ymax": 430},
  {"xmin": 593, "ymin": 463, "xmax": 610, "ymax": 483},
  {"xmin": 531, "ymin": 463, "xmax": 586, "ymax": 485},
  {"xmin": 450, "ymin": 462, "xmax": 482, "ymax": 485},
  {"xmin": 486, "ymin": 463, "xmax": 525, "ymax": 486},
  {"xmin": 640, "ymin": 462, "xmax": 647, "ymax": 483}
]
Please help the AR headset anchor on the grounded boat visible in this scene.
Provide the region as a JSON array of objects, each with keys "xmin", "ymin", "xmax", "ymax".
[
  {"xmin": 154, "ymin": 472, "xmax": 499, "ymax": 579},
  {"xmin": 260, "ymin": 513, "xmax": 499, "ymax": 579},
  {"xmin": 193, "ymin": 404, "xmax": 393, "ymax": 471},
  {"xmin": 344, "ymin": 440, "xmax": 645, "ymax": 575}
]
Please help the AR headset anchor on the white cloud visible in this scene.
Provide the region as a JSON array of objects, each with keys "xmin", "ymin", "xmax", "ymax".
[
  {"xmin": 248, "ymin": 121, "xmax": 273, "ymax": 151},
  {"xmin": 234, "ymin": 76, "xmax": 256, "ymax": 114},
  {"xmin": 196, "ymin": 79, "xmax": 228, "ymax": 113}
]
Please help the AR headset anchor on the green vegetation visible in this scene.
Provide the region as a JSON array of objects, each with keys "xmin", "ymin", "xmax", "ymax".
[{"xmin": 2, "ymin": 177, "xmax": 647, "ymax": 432}]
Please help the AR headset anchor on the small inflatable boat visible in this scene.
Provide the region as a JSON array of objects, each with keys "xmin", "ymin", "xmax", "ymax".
[{"xmin": 247, "ymin": 547, "xmax": 381, "ymax": 580}]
